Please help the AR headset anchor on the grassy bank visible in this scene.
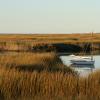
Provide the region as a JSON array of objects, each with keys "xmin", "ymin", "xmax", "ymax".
[
  {"xmin": 0, "ymin": 33, "xmax": 100, "ymax": 43},
  {"xmin": 0, "ymin": 52, "xmax": 74, "ymax": 73},
  {"xmin": 0, "ymin": 52, "xmax": 100, "ymax": 100},
  {"xmin": 0, "ymin": 33, "xmax": 100, "ymax": 52},
  {"xmin": 1, "ymin": 69, "xmax": 100, "ymax": 100}
]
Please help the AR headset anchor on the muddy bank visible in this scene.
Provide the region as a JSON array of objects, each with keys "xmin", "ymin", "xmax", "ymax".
[{"xmin": 29, "ymin": 43, "xmax": 100, "ymax": 53}]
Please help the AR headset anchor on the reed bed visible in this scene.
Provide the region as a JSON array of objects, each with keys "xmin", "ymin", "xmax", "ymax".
[
  {"xmin": 0, "ymin": 52, "xmax": 100, "ymax": 100},
  {"xmin": 0, "ymin": 68, "xmax": 78, "ymax": 100},
  {"xmin": 0, "ymin": 68, "xmax": 100, "ymax": 100},
  {"xmin": 0, "ymin": 52, "xmax": 74, "ymax": 73},
  {"xmin": 0, "ymin": 33, "xmax": 100, "ymax": 51}
]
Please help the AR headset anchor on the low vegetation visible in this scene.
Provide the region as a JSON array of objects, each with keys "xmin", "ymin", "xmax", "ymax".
[
  {"xmin": 0, "ymin": 52, "xmax": 100, "ymax": 100},
  {"xmin": 0, "ymin": 33, "xmax": 100, "ymax": 52},
  {"xmin": 0, "ymin": 33, "xmax": 100, "ymax": 100},
  {"xmin": 0, "ymin": 52, "xmax": 74, "ymax": 73}
]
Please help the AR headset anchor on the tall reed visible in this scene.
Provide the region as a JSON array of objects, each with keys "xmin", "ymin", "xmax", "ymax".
[{"xmin": 0, "ymin": 52, "xmax": 100, "ymax": 100}]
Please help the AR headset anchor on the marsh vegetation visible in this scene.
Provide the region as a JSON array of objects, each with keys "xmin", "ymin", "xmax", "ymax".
[
  {"xmin": 0, "ymin": 33, "xmax": 100, "ymax": 52},
  {"xmin": 0, "ymin": 52, "xmax": 99, "ymax": 100},
  {"xmin": 0, "ymin": 34, "xmax": 100, "ymax": 100}
]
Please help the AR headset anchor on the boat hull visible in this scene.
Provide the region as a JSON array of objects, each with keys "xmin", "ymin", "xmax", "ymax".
[{"xmin": 70, "ymin": 60, "xmax": 95, "ymax": 65}]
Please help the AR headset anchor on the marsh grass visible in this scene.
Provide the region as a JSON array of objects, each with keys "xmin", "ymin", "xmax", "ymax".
[
  {"xmin": 0, "ymin": 52, "xmax": 100, "ymax": 100},
  {"xmin": 0, "ymin": 68, "xmax": 100, "ymax": 100},
  {"xmin": 0, "ymin": 52, "xmax": 74, "ymax": 73},
  {"xmin": 0, "ymin": 68, "xmax": 78, "ymax": 100},
  {"xmin": 0, "ymin": 33, "xmax": 100, "ymax": 52}
]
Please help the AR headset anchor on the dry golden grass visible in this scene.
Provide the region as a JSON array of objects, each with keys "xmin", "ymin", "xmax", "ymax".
[
  {"xmin": 0, "ymin": 52, "xmax": 76, "ymax": 100},
  {"xmin": 0, "ymin": 52, "xmax": 74, "ymax": 73},
  {"xmin": 0, "ymin": 52, "xmax": 100, "ymax": 100},
  {"xmin": 0, "ymin": 68, "xmax": 78, "ymax": 100},
  {"xmin": 0, "ymin": 68, "xmax": 100, "ymax": 100},
  {"xmin": 0, "ymin": 33, "xmax": 100, "ymax": 99},
  {"xmin": 0, "ymin": 33, "xmax": 100, "ymax": 51}
]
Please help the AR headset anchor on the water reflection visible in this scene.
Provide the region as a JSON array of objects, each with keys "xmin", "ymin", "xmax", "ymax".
[
  {"xmin": 70, "ymin": 64, "xmax": 95, "ymax": 76},
  {"xmin": 60, "ymin": 55, "xmax": 98, "ymax": 76}
]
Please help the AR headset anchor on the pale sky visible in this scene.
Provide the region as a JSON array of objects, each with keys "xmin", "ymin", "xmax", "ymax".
[{"xmin": 0, "ymin": 0, "xmax": 100, "ymax": 33}]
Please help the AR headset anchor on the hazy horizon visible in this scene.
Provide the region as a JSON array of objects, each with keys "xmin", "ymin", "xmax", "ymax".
[{"xmin": 0, "ymin": 0, "xmax": 100, "ymax": 33}]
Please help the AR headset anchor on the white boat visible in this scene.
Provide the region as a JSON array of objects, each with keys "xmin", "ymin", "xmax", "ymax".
[
  {"xmin": 70, "ymin": 32, "xmax": 95, "ymax": 65},
  {"xmin": 70, "ymin": 56, "xmax": 95, "ymax": 65}
]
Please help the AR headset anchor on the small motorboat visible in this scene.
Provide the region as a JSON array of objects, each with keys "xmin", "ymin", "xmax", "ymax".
[
  {"xmin": 70, "ymin": 56, "xmax": 95, "ymax": 65},
  {"xmin": 70, "ymin": 32, "xmax": 95, "ymax": 65}
]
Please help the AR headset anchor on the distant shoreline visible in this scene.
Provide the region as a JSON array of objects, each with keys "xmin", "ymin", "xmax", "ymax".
[{"xmin": 0, "ymin": 33, "xmax": 100, "ymax": 53}]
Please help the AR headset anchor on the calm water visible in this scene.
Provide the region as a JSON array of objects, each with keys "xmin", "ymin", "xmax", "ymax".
[{"xmin": 60, "ymin": 55, "xmax": 100, "ymax": 76}]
